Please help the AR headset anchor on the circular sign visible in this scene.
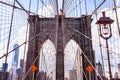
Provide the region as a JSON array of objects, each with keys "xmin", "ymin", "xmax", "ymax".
[
  {"xmin": 31, "ymin": 65, "xmax": 37, "ymax": 72},
  {"xmin": 86, "ymin": 65, "xmax": 93, "ymax": 72}
]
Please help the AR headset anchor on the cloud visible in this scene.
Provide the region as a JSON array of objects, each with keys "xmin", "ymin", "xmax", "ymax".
[{"xmin": 37, "ymin": 5, "xmax": 54, "ymax": 17}]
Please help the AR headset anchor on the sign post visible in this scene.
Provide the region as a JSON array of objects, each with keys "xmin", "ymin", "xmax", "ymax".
[
  {"xmin": 32, "ymin": 72, "xmax": 34, "ymax": 80},
  {"xmin": 31, "ymin": 65, "xmax": 37, "ymax": 80},
  {"xmin": 86, "ymin": 65, "xmax": 93, "ymax": 80}
]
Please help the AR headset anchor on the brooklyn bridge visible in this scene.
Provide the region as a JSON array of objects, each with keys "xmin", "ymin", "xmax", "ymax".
[{"xmin": 0, "ymin": 0, "xmax": 120, "ymax": 80}]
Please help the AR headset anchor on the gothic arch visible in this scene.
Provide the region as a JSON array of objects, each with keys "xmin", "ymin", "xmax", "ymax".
[
  {"xmin": 37, "ymin": 35, "xmax": 56, "ymax": 54},
  {"xmin": 26, "ymin": 15, "xmax": 95, "ymax": 80},
  {"xmin": 64, "ymin": 39, "xmax": 83, "ymax": 79},
  {"xmin": 39, "ymin": 39, "xmax": 56, "ymax": 73}
]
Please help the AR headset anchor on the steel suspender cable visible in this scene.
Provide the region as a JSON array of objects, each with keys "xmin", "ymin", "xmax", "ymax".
[
  {"xmin": 2, "ymin": 0, "xmax": 15, "ymax": 80},
  {"xmin": 0, "ymin": 30, "xmax": 47, "ymax": 60},
  {"xmin": 66, "ymin": 24, "xmax": 120, "ymax": 58},
  {"xmin": 85, "ymin": 0, "xmax": 88, "ymax": 15},
  {"xmin": 64, "ymin": 25, "xmax": 90, "ymax": 80},
  {"xmin": 22, "ymin": 47, "xmax": 41, "ymax": 80},
  {"xmin": 39, "ymin": 0, "xmax": 55, "ymax": 15},
  {"xmin": 113, "ymin": 0, "xmax": 120, "ymax": 37},
  {"xmin": 94, "ymin": 0, "xmax": 105, "ymax": 77},
  {"xmin": 75, "ymin": 0, "xmax": 78, "ymax": 17},
  {"xmin": 79, "ymin": 0, "xmax": 82, "ymax": 16},
  {"xmin": 55, "ymin": 0, "xmax": 58, "ymax": 15},
  {"xmin": 64, "ymin": 24, "xmax": 104, "ymax": 80},
  {"xmin": 0, "ymin": 1, "xmax": 36, "ymax": 15},
  {"xmin": 22, "ymin": 0, "xmax": 32, "ymax": 77},
  {"xmin": 15, "ymin": 0, "xmax": 29, "ymax": 15},
  {"xmin": 91, "ymin": 0, "xmax": 106, "ymax": 16}
]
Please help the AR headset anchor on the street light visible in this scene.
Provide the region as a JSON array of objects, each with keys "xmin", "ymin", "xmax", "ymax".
[{"xmin": 96, "ymin": 11, "xmax": 114, "ymax": 80}]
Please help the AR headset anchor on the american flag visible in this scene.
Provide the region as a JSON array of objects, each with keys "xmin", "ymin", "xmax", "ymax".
[{"xmin": 60, "ymin": 9, "xmax": 65, "ymax": 15}]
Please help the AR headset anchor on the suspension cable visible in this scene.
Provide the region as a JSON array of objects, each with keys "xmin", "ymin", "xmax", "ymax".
[
  {"xmin": 94, "ymin": 0, "xmax": 105, "ymax": 77},
  {"xmin": 15, "ymin": 0, "xmax": 29, "ymax": 15},
  {"xmin": 0, "ymin": 1, "xmax": 35, "ymax": 15},
  {"xmin": 2, "ymin": 0, "xmax": 15, "ymax": 79},
  {"xmin": 113, "ymin": 0, "xmax": 120, "ymax": 37},
  {"xmin": 91, "ymin": 0, "xmax": 106, "ymax": 16},
  {"xmin": 64, "ymin": 25, "xmax": 91, "ymax": 80},
  {"xmin": 65, "ymin": 24, "xmax": 120, "ymax": 58},
  {"xmin": 66, "ymin": 0, "xmax": 84, "ymax": 16},
  {"xmin": 0, "ymin": 30, "xmax": 47, "ymax": 60},
  {"xmin": 22, "ymin": 47, "xmax": 42, "ymax": 80},
  {"xmin": 85, "ymin": 0, "xmax": 88, "ymax": 15},
  {"xmin": 56, "ymin": 0, "xmax": 59, "ymax": 15},
  {"xmin": 64, "ymin": 24, "xmax": 104, "ymax": 80},
  {"xmin": 22, "ymin": 0, "xmax": 32, "ymax": 77},
  {"xmin": 39, "ymin": 0, "xmax": 55, "ymax": 15}
]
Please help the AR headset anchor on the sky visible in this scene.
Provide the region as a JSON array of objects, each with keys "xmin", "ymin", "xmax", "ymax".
[{"xmin": 0, "ymin": 0, "xmax": 120, "ymax": 79}]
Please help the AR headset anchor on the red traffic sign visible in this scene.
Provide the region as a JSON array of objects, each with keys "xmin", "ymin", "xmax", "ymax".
[
  {"xmin": 31, "ymin": 65, "xmax": 37, "ymax": 72},
  {"xmin": 86, "ymin": 65, "xmax": 93, "ymax": 72}
]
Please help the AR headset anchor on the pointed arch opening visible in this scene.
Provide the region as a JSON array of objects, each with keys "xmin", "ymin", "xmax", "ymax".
[
  {"xmin": 64, "ymin": 39, "xmax": 83, "ymax": 80},
  {"xmin": 39, "ymin": 39, "xmax": 56, "ymax": 80}
]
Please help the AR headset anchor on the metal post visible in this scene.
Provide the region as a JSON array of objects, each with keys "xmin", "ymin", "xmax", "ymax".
[
  {"xmin": 105, "ymin": 39, "xmax": 112, "ymax": 80},
  {"xmin": 32, "ymin": 72, "xmax": 34, "ymax": 80},
  {"xmin": 89, "ymin": 72, "xmax": 91, "ymax": 80}
]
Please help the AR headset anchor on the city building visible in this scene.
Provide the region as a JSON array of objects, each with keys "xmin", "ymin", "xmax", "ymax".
[
  {"xmin": 0, "ymin": 70, "xmax": 9, "ymax": 80},
  {"xmin": 38, "ymin": 71, "xmax": 47, "ymax": 80},
  {"xmin": 69, "ymin": 69, "xmax": 77, "ymax": 80},
  {"xmin": 12, "ymin": 44, "xmax": 19, "ymax": 67},
  {"xmin": 37, "ymin": 71, "xmax": 55, "ymax": 80},
  {"xmin": 11, "ymin": 44, "xmax": 19, "ymax": 80},
  {"xmin": 96, "ymin": 61, "xmax": 104, "ymax": 77},
  {"xmin": 118, "ymin": 63, "xmax": 120, "ymax": 78}
]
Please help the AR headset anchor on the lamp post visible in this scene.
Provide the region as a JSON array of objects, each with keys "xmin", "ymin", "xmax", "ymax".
[{"xmin": 96, "ymin": 11, "xmax": 114, "ymax": 80}]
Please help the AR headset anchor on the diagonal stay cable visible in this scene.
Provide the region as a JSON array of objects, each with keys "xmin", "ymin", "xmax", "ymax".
[
  {"xmin": 67, "ymin": 31, "xmax": 89, "ymax": 80},
  {"xmin": 82, "ymin": 51, "xmax": 104, "ymax": 80},
  {"xmin": 64, "ymin": 24, "xmax": 90, "ymax": 80},
  {"xmin": 66, "ymin": 0, "xmax": 84, "ymax": 16},
  {"xmin": 65, "ymin": 24, "xmax": 120, "ymax": 58},
  {"xmin": 2, "ymin": 0, "xmax": 16, "ymax": 79},
  {"xmin": 23, "ymin": 28, "xmax": 53, "ymax": 80},
  {"xmin": 77, "ymin": 49, "xmax": 88, "ymax": 80},
  {"xmin": 22, "ymin": 0, "xmax": 32, "ymax": 78},
  {"xmin": 65, "ymin": 0, "xmax": 107, "ymax": 22},
  {"xmin": 39, "ymin": 0, "xmax": 55, "ymax": 15},
  {"xmin": 22, "ymin": 47, "xmax": 44, "ymax": 80},
  {"xmin": 63, "ymin": 24, "xmax": 104, "ymax": 80},
  {"xmin": 15, "ymin": 0, "xmax": 29, "ymax": 15},
  {"xmin": 0, "ymin": 1, "xmax": 36, "ymax": 15},
  {"xmin": 94, "ymin": 0, "xmax": 105, "ymax": 76},
  {"xmin": 41, "ymin": 52, "xmax": 49, "ymax": 80},
  {"xmin": 91, "ymin": 0, "xmax": 106, "ymax": 16},
  {"xmin": 0, "ymin": 30, "xmax": 47, "ymax": 60}
]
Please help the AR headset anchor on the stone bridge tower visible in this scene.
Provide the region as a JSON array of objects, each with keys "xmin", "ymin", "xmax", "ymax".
[{"xmin": 25, "ymin": 15, "xmax": 95, "ymax": 80}]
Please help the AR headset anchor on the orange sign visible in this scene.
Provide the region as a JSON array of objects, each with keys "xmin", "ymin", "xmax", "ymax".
[
  {"xmin": 86, "ymin": 65, "xmax": 93, "ymax": 72},
  {"xmin": 31, "ymin": 65, "xmax": 37, "ymax": 72}
]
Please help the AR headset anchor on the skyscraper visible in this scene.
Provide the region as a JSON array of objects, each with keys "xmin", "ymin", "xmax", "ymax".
[
  {"xmin": 12, "ymin": 44, "xmax": 19, "ymax": 67},
  {"xmin": 11, "ymin": 44, "xmax": 19, "ymax": 80},
  {"xmin": 69, "ymin": 69, "xmax": 77, "ymax": 80},
  {"xmin": 96, "ymin": 61, "xmax": 104, "ymax": 77}
]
